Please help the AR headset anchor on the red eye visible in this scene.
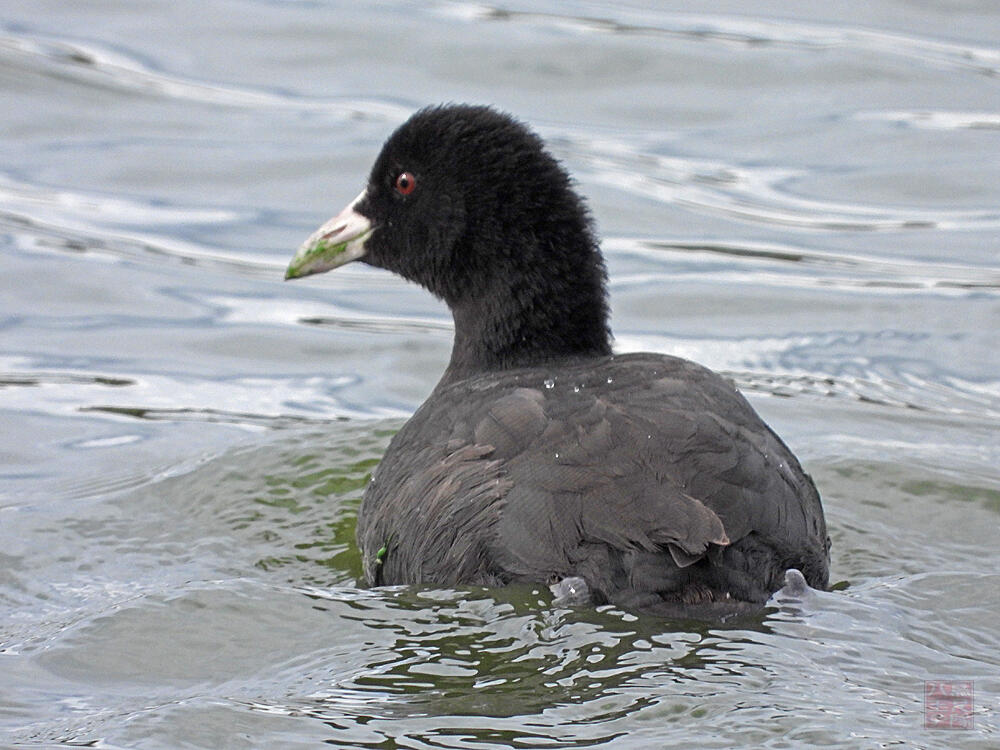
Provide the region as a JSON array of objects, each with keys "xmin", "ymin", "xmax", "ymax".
[{"xmin": 395, "ymin": 171, "xmax": 416, "ymax": 196}]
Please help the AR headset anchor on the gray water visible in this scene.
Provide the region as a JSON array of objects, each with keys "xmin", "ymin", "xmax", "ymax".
[{"xmin": 2, "ymin": 1, "xmax": 999, "ymax": 747}]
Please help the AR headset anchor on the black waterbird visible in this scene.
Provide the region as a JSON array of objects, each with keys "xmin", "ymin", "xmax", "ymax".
[{"xmin": 285, "ymin": 105, "xmax": 830, "ymax": 618}]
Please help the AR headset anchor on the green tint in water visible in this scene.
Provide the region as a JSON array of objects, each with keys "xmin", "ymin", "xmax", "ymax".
[
  {"xmin": 248, "ymin": 449, "xmax": 383, "ymax": 585},
  {"xmin": 135, "ymin": 423, "xmax": 397, "ymax": 588}
]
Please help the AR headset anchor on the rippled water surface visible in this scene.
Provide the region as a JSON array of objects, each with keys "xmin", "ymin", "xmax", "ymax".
[{"xmin": 3, "ymin": 1, "xmax": 999, "ymax": 747}]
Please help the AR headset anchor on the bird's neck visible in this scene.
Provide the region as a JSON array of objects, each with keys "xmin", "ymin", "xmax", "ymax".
[{"xmin": 441, "ymin": 263, "xmax": 612, "ymax": 384}]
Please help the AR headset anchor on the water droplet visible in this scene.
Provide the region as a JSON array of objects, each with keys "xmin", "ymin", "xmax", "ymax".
[{"xmin": 543, "ymin": 378, "xmax": 555, "ymax": 389}]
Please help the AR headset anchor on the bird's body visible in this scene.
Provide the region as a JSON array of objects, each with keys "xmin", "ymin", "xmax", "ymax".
[
  {"xmin": 286, "ymin": 104, "xmax": 830, "ymax": 616},
  {"xmin": 359, "ymin": 352, "xmax": 828, "ymax": 615}
]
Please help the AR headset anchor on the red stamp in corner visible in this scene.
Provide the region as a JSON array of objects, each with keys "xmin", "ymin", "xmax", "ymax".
[{"xmin": 924, "ymin": 680, "xmax": 974, "ymax": 730}]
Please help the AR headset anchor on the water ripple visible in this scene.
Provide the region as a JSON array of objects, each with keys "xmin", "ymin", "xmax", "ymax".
[
  {"xmin": 0, "ymin": 363, "xmax": 407, "ymax": 427},
  {"xmin": 856, "ymin": 109, "xmax": 1000, "ymax": 131},
  {"xmin": 207, "ymin": 293, "xmax": 452, "ymax": 335},
  {"xmin": 613, "ymin": 331, "xmax": 1000, "ymax": 422},
  {"xmin": 0, "ymin": 24, "xmax": 413, "ymax": 119},
  {"xmin": 8, "ymin": 168, "xmax": 998, "ymax": 293},
  {"xmin": 441, "ymin": 3, "xmax": 1000, "ymax": 77},
  {"xmin": 575, "ymin": 138, "xmax": 1000, "ymax": 232},
  {"xmin": 6, "ymin": 427, "xmax": 998, "ymax": 747},
  {"xmin": 605, "ymin": 237, "xmax": 1000, "ymax": 293},
  {"xmin": 732, "ymin": 370, "xmax": 1000, "ymax": 422},
  {"xmin": 0, "ymin": 173, "xmax": 284, "ymax": 276}
]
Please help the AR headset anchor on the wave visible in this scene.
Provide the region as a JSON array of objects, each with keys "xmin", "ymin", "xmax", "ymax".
[
  {"xmin": 438, "ymin": 4, "xmax": 1000, "ymax": 77},
  {"xmin": 0, "ymin": 24, "xmax": 414, "ymax": 119}
]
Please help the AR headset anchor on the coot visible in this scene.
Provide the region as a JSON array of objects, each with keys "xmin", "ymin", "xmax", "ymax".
[{"xmin": 286, "ymin": 105, "xmax": 830, "ymax": 617}]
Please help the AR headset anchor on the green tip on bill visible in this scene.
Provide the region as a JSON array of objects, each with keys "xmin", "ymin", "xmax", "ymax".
[
  {"xmin": 284, "ymin": 228, "xmax": 372, "ymax": 280},
  {"xmin": 284, "ymin": 238, "xmax": 345, "ymax": 280}
]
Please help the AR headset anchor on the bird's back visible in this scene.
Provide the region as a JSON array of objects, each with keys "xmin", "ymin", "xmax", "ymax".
[{"xmin": 356, "ymin": 352, "xmax": 830, "ymax": 612}]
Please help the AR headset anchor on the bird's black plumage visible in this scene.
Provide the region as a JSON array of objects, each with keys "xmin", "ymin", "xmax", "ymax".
[{"xmin": 288, "ymin": 104, "xmax": 830, "ymax": 617}]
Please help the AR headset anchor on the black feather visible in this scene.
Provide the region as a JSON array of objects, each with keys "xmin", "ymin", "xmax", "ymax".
[{"xmin": 340, "ymin": 105, "xmax": 831, "ymax": 616}]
